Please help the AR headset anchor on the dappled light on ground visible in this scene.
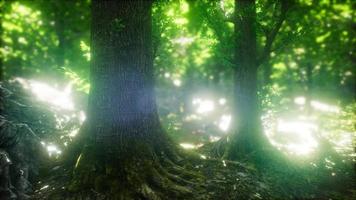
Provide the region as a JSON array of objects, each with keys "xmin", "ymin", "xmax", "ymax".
[
  {"xmin": 310, "ymin": 100, "xmax": 340, "ymax": 113},
  {"xmin": 218, "ymin": 114, "xmax": 231, "ymax": 132},
  {"xmin": 179, "ymin": 143, "xmax": 203, "ymax": 150},
  {"xmin": 10, "ymin": 78, "xmax": 86, "ymax": 158},
  {"xmin": 13, "ymin": 77, "xmax": 74, "ymax": 110},
  {"xmin": 263, "ymin": 96, "xmax": 354, "ymax": 157},
  {"xmin": 43, "ymin": 142, "xmax": 62, "ymax": 157},
  {"xmin": 267, "ymin": 119, "xmax": 319, "ymax": 155},
  {"xmin": 173, "ymin": 79, "xmax": 182, "ymax": 87},
  {"xmin": 193, "ymin": 98, "xmax": 215, "ymax": 114},
  {"xmin": 178, "ymin": 93, "xmax": 354, "ymax": 158},
  {"xmin": 294, "ymin": 96, "xmax": 340, "ymax": 113}
]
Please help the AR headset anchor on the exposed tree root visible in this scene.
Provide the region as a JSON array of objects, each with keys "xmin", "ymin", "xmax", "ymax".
[
  {"xmin": 199, "ymin": 133, "xmax": 281, "ymax": 164},
  {"xmin": 35, "ymin": 135, "xmax": 207, "ymax": 200}
]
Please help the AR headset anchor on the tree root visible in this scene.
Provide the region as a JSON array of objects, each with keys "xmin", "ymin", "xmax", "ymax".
[{"xmin": 49, "ymin": 140, "xmax": 206, "ymax": 200}]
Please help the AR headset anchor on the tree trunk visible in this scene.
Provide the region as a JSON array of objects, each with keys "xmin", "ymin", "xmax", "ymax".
[
  {"xmin": 52, "ymin": 0, "xmax": 66, "ymax": 67},
  {"xmin": 68, "ymin": 1, "xmax": 195, "ymax": 199},
  {"xmin": 0, "ymin": 2, "xmax": 7, "ymax": 80},
  {"xmin": 226, "ymin": 0, "xmax": 266, "ymax": 159},
  {"xmin": 263, "ymin": 63, "xmax": 272, "ymax": 86},
  {"xmin": 87, "ymin": 0, "xmax": 160, "ymax": 155},
  {"xmin": 305, "ymin": 62, "xmax": 313, "ymax": 114}
]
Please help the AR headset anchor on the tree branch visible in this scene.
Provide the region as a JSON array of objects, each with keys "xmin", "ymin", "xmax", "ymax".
[
  {"xmin": 258, "ymin": 0, "xmax": 291, "ymax": 67},
  {"xmin": 198, "ymin": 1, "xmax": 234, "ymax": 65}
]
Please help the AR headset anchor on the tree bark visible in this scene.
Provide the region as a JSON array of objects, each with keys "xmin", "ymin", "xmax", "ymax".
[
  {"xmin": 52, "ymin": 0, "xmax": 66, "ymax": 67},
  {"xmin": 305, "ymin": 62, "xmax": 313, "ymax": 114},
  {"xmin": 87, "ymin": 0, "xmax": 160, "ymax": 153},
  {"xmin": 68, "ymin": 1, "xmax": 194, "ymax": 199},
  {"xmin": 0, "ymin": 2, "xmax": 7, "ymax": 80},
  {"xmin": 227, "ymin": 0, "xmax": 266, "ymax": 159},
  {"xmin": 263, "ymin": 63, "xmax": 272, "ymax": 86}
]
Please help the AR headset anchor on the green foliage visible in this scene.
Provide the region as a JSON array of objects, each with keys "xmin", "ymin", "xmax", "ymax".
[
  {"xmin": 153, "ymin": 0, "xmax": 219, "ymax": 84},
  {"xmin": 1, "ymin": 0, "xmax": 90, "ymax": 79},
  {"xmin": 80, "ymin": 41, "xmax": 90, "ymax": 61},
  {"xmin": 1, "ymin": 2, "xmax": 57, "ymax": 76},
  {"xmin": 267, "ymin": 0, "xmax": 355, "ymax": 100},
  {"xmin": 62, "ymin": 67, "xmax": 90, "ymax": 93}
]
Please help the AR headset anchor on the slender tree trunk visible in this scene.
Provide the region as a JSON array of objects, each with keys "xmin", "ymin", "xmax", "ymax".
[
  {"xmin": 0, "ymin": 2, "xmax": 7, "ymax": 80},
  {"xmin": 0, "ymin": 8, "xmax": 3, "ymax": 81},
  {"xmin": 305, "ymin": 63, "xmax": 313, "ymax": 114},
  {"xmin": 52, "ymin": 0, "xmax": 66, "ymax": 67},
  {"xmin": 263, "ymin": 63, "xmax": 272, "ymax": 86},
  {"xmin": 227, "ymin": 0, "xmax": 265, "ymax": 159}
]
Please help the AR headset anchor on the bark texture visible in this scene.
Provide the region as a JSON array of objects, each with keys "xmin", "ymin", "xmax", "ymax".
[
  {"xmin": 68, "ymin": 1, "xmax": 196, "ymax": 199},
  {"xmin": 52, "ymin": 0, "xmax": 66, "ymax": 67},
  {"xmin": 87, "ymin": 0, "xmax": 160, "ymax": 153},
  {"xmin": 227, "ymin": 0, "xmax": 267, "ymax": 159}
]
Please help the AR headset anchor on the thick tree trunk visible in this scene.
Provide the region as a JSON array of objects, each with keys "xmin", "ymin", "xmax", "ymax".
[
  {"xmin": 87, "ymin": 0, "xmax": 160, "ymax": 154},
  {"xmin": 68, "ymin": 1, "xmax": 195, "ymax": 199},
  {"xmin": 226, "ymin": 0, "xmax": 266, "ymax": 159}
]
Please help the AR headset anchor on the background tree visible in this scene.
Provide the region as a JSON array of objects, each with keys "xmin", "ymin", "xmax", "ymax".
[
  {"xmin": 227, "ymin": 0, "xmax": 262, "ymax": 159},
  {"xmin": 188, "ymin": 0, "xmax": 292, "ymax": 159},
  {"xmin": 227, "ymin": 0, "xmax": 293, "ymax": 159}
]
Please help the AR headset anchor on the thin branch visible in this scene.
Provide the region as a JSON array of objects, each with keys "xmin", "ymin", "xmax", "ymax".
[
  {"xmin": 258, "ymin": 0, "xmax": 291, "ymax": 67},
  {"xmin": 198, "ymin": 2, "xmax": 234, "ymax": 65}
]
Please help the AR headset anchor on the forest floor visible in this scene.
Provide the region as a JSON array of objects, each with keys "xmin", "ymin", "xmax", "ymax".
[
  {"xmin": 1, "ymin": 81, "xmax": 355, "ymax": 200},
  {"xmin": 31, "ymin": 153, "xmax": 355, "ymax": 200}
]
